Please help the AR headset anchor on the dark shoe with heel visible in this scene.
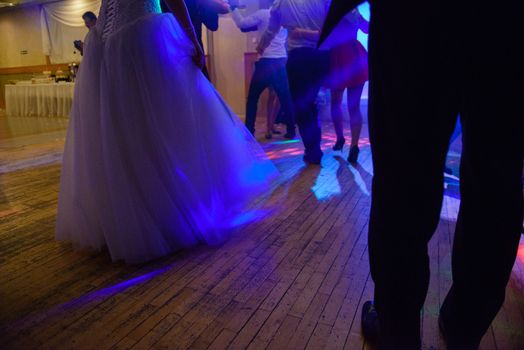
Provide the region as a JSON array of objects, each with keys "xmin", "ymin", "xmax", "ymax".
[
  {"xmin": 348, "ymin": 145, "xmax": 360, "ymax": 163},
  {"xmin": 332, "ymin": 137, "xmax": 346, "ymax": 151}
]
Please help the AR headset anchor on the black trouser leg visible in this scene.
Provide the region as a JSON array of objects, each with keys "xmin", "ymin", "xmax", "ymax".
[
  {"xmin": 367, "ymin": 5, "xmax": 460, "ymax": 347},
  {"xmin": 245, "ymin": 61, "xmax": 270, "ymax": 135},
  {"xmin": 270, "ymin": 59, "xmax": 295, "ymax": 135},
  {"xmin": 366, "ymin": 2, "xmax": 523, "ymax": 349},
  {"xmin": 368, "ymin": 89, "xmax": 458, "ymax": 349},
  {"xmin": 440, "ymin": 61, "xmax": 524, "ymax": 347},
  {"xmin": 286, "ymin": 48, "xmax": 327, "ymax": 159}
]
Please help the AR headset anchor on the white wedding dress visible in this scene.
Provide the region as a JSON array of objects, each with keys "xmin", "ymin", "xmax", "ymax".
[{"xmin": 56, "ymin": 0, "xmax": 278, "ymax": 263}]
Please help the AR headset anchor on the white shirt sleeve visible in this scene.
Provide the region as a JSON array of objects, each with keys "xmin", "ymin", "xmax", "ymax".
[
  {"xmin": 257, "ymin": 5, "xmax": 282, "ymax": 52},
  {"xmin": 231, "ymin": 9, "xmax": 263, "ymax": 30}
]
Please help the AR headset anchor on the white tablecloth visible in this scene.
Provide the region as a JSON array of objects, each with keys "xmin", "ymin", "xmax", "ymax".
[{"xmin": 5, "ymin": 82, "xmax": 75, "ymax": 118}]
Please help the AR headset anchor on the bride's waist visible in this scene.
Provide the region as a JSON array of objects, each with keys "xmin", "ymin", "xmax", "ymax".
[{"xmin": 100, "ymin": 1, "xmax": 161, "ymax": 40}]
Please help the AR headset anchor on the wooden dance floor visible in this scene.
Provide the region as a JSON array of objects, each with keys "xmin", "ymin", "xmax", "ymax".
[{"xmin": 1, "ymin": 113, "xmax": 523, "ymax": 349}]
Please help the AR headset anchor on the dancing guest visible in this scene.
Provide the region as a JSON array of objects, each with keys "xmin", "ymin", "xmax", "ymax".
[
  {"xmin": 321, "ymin": 0, "xmax": 524, "ymax": 349},
  {"xmin": 83, "ymin": 11, "xmax": 97, "ymax": 29},
  {"xmin": 257, "ymin": 0, "xmax": 330, "ymax": 164},
  {"xmin": 74, "ymin": 11, "xmax": 97, "ymax": 55},
  {"xmin": 324, "ymin": 8, "xmax": 368, "ymax": 163},
  {"xmin": 231, "ymin": 0, "xmax": 295, "ymax": 139}
]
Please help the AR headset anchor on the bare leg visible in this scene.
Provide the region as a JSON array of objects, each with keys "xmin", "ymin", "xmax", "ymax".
[
  {"xmin": 266, "ymin": 89, "xmax": 280, "ymax": 138},
  {"xmin": 347, "ymin": 84, "xmax": 364, "ymax": 147},
  {"xmin": 330, "ymin": 88, "xmax": 345, "ymax": 142},
  {"xmin": 270, "ymin": 97, "xmax": 280, "ymax": 134}
]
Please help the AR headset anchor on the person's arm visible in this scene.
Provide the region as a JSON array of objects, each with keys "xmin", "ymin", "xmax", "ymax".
[
  {"xmin": 288, "ymin": 28, "xmax": 319, "ymax": 42},
  {"xmin": 200, "ymin": 10, "xmax": 219, "ymax": 31},
  {"xmin": 163, "ymin": 0, "xmax": 205, "ymax": 68},
  {"xmin": 198, "ymin": 0, "xmax": 229, "ymax": 16},
  {"xmin": 256, "ymin": 2, "xmax": 282, "ymax": 54},
  {"xmin": 231, "ymin": 9, "xmax": 262, "ymax": 31},
  {"xmin": 197, "ymin": 0, "xmax": 229, "ymax": 32}
]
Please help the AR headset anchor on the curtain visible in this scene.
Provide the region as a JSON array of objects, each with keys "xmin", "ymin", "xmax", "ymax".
[{"xmin": 40, "ymin": 0, "xmax": 101, "ymax": 64}]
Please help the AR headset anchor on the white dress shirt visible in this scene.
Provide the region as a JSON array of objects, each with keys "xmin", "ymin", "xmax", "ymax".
[
  {"xmin": 258, "ymin": 0, "xmax": 329, "ymax": 52},
  {"xmin": 232, "ymin": 8, "xmax": 287, "ymax": 58}
]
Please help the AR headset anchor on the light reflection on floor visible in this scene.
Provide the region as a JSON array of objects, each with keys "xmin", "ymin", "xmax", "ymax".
[
  {"xmin": 311, "ymin": 163, "xmax": 342, "ymax": 201},
  {"xmin": 347, "ymin": 164, "xmax": 371, "ymax": 196},
  {"xmin": 262, "ymin": 128, "xmax": 371, "ymax": 162},
  {"xmin": 258, "ymin": 128, "xmax": 374, "ymax": 201}
]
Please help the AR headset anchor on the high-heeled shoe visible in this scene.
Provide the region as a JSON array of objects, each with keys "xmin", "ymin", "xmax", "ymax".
[
  {"xmin": 332, "ymin": 137, "xmax": 346, "ymax": 151},
  {"xmin": 348, "ymin": 145, "xmax": 359, "ymax": 163}
]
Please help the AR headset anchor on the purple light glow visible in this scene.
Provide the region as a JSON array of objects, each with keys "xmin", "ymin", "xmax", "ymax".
[
  {"xmin": 6, "ymin": 266, "xmax": 173, "ymax": 332},
  {"xmin": 61, "ymin": 267, "xmax": 171, "ymax": 307}
]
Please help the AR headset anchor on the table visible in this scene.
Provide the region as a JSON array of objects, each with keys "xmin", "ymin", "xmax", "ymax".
[{"xmin": 5, "ymin": 82, "xmax": 75, "ymax": 118}]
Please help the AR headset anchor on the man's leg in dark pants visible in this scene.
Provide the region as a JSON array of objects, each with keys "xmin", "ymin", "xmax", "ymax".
[
  {"xmin": 270, "ymin": 58, "xmax": 295, "ymax": 136},
  {"xmin": 368, "ymin": 87, "xmax": 458, "ymax": 349},
  {"xmin": 286, "ymin": 48, "xmax": 326, "ymax": 162},
  {"xmin": 440, "ymin": 38, "xmax": 524, "ymax": 348},
  {"xmin": 245, "ymin": 60, "xmax": 271, "ymax": 135},
  {"xmin": 366, "ymin": 4, "xmax": 459, "ymax": 347}
]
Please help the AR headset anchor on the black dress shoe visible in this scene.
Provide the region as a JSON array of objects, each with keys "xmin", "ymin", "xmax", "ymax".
[
  {"xmin": 303, "ymin": 155, "xmax": 321, "ymax": 165},
  {"xmin": 438, "ymin": 314, "xmax": 480, "ymax": 350},
  {"xmin": 332, "ymin": 137, "xmax": 346, "ymax": 151},
  {"xmin": 348, "ymin": 145, "xmax": 360, "ymax": 163},
  {"xmin": 303, "ymin": 150, "xmax": 322, "ymax": 165},
  {"xmin": 362, "ymin": 300, "xmax": 380, "ymax": 344}
]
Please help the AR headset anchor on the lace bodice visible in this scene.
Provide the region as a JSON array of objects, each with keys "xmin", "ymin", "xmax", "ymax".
[{"xmin": 97, "ymin": 0, "xmax": 161, "ymax": 41}]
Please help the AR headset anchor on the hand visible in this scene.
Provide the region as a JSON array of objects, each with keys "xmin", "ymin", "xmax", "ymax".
[
  {"xmin": 200, "ymin": 0, "xmax": 230, "ymax": 14},
  {"xmin": 73, "ymin": 40, "xmax": 83, "ymax": 51},
  {"xmin": 288, "ymin": 28, "xmax": 319, "ymax": 42},
  {"xmin": 192, "ymin": 44, "xmax": 205, "ymax": 69}
]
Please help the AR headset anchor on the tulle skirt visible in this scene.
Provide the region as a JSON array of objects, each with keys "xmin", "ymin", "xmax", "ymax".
[{"xmin": 56, "ymin": 13, "xmax": 278, "ymax": 264}]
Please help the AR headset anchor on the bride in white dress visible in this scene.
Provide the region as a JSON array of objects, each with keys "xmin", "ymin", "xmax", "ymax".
[{"xmin": 56, "ymin": 0, "xmax": 279, "ymax": 264}]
